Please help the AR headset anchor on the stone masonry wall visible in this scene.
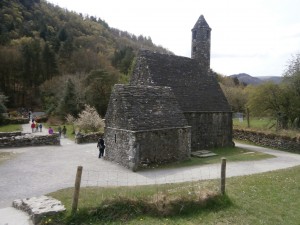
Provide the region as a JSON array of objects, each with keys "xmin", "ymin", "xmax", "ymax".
[
  {"xmin": 0, "ymin": 132, "xmax": 22, "ymax": 138},
  {"xmin": 75, "ymin": 132, "xmax": 103, "ymax": 144},
  {"xmin": 184, "ymin": 112, "xmax": 233, "ymax": 150},
  {"xmin": 105, "ymin": 126, "xmax": 191, "ymax": 171},
  {"xmin": 191, "ymin": 16, "xmax": 211, "ymax": 73},
  {"xmin": 233, "ymin": 129, "xmax": 300, "ymax": 153},
  {"xmin": 0, "ymin": 133, "xmax": 60, "ymax": 148},
  {"xmin": 104, "ymin": 128, "xmax": 133, "ymax": 169}
]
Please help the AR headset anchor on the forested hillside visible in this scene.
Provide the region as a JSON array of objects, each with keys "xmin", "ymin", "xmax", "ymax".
[{"xmin": 0, "ymin": 0, "xmax": 171, "ymax": 116}]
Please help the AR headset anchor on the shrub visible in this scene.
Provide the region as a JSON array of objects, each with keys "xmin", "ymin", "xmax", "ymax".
[{"xmin": 74, "ymin": 104, "xmax": 104, "ymax": 133}]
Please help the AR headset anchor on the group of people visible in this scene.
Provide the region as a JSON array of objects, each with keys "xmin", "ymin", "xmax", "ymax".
[
  {"xmin": 30, "ymin": 120, "xmax": 42, "ymax": 133},
  {"xmin": 57, "ymin": 126, "xmax": 67, "ymax": 138},
  {"xmin": 32, "ymin": 116, "xmax": 104, "ymax": 158},
  {"xmin": 47, "ymin": 126, "xmax": 67, "ymax": 137}
]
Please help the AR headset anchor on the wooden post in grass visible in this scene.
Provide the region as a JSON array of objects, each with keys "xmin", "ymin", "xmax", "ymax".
[
  {"xmin": 221, "ymin": 158, "xmax": 226, "ymax": 195},
  {"xmin": 72, "ymin": 166, "xmax": 83, "ymax": 213},
  {"xmin": 246, "ymin": 108, "xmax": 250, "ymax": 128}
]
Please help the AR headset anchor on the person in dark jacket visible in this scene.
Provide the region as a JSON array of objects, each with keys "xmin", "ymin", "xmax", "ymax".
[
  {"xmin": 62, "ymin": 126, "xmax": 67, "ymax": 138},
  {"xmin": 97, "ymin": 138, "xmax": 105, "ymax": 158}
]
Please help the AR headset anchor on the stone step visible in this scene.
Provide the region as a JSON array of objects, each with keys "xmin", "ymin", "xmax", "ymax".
[
  {"xmin": 13, "ymin": 196, "xmax": 65, "ymax": 225},
  {"xmin": 191, "ymin": 150, "xmax": 217, "ymax": 158}
]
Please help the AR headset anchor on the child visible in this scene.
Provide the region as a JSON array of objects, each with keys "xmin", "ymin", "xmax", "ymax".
[{"xmin": 39, "ymin": 123, "xmax": 42, "ymax": 132}]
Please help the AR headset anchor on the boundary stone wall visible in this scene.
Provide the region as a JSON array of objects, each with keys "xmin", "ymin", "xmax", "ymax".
[
  {"xmin": 0, "ymin": 133, "xmax": 60, "ymax": 148},
  {"xmin": 233, "ymin": 129, "xmax": 300, "ymax": 153},
  {"xmin": 0, "ymin": 132, "xmax": 22, "ymax": 138}
]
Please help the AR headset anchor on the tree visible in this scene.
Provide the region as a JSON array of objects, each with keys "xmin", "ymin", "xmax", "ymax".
[
  {"xmin": 0, "ymin": 93, "xmax": 8, "ymax": 124},
  {"xmin": 84, "ymin": 69, "xmax": 119, "ymax": 116},
  {"xmin": 111, "ymin": 47, "xmax": 135, "ymax": 74},
  {"xmin": 218, "ymin": 74, "xmax": 248, "ymax": 112},
  {"xmin": 42, "ymin": 43, "xmax": 58, "ymax": 80},
  {"xmin": 282, "ymin": 53, "xmax": 300, "ymax": 128},
  {"xmin": 39, "ymin": 74, "xmax": 84, "ymax": 115},
  {"xmin": 20, "ymin": 39, "xmax": 43, "ymax": 106},
  {"xmin": 0, "ymin": 46, "xmax": 22, "ymax": 106},
  {"xmin": 246, "ymin": 83, "xmax": 290, "ymax": 129},
  {"xmin": 58, "ymin": 78, "xmax": 81, "ymax": 118}
]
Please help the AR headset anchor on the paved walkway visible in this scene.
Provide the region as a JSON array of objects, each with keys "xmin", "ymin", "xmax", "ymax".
[{"xmin": 1, "ymin": 124, "xmax": 300, "ymax": 224}]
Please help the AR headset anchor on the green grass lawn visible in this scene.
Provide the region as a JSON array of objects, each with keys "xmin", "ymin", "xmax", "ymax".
[
  {"xmin": 45, "ymin": 165, "xmax": 300, "ymax": 225},
  {"xmin": 233, "ymin": 117, "xmax": 300, "ymax": 138},
  {"xmin": 150, "ymin": 146, "xmax": 275, "ymax": 170},
  {"xmin": 233, "ymin": 117, "xmax": 277, "ymax": 130},
  {"xmin": 0, "ymin": 124, "xmax": 22, "ymax": 132}
]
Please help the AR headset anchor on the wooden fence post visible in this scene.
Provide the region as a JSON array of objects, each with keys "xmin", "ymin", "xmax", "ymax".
[
  {"xmin": 221, "ymin": 158, "xmax": 226, "ymax": 195},
  {"xmin": 246, "ymin": 108, "xmax": 250, "ymax": 128},
  {"xmin": 72, "ymin": 166, "xmax": 83, "ymax": 213}
]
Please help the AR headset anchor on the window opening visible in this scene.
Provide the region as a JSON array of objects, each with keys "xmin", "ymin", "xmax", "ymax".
[{"xmin": 192, "ymin": 30, "xmax": 197, "ymax": 39}]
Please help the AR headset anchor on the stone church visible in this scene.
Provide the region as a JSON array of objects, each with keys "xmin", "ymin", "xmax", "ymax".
[{"xmin": 104, "ymin": 15, "xmax": 233, "ymax": 171}]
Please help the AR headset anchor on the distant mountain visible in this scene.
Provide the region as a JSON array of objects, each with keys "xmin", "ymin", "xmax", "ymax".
[
  {"xmin": 258, "ymin": 76, "xmax": 283, "ymax": 84},
  {"xmin": 229, "ymin": 73, "xmax": 283, "ymax": 85}
]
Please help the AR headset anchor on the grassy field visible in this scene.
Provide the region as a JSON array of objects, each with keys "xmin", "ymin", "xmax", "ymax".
[
  {"xmin": 152, "ymin": 146, "xmax": 274, "ymax": 170},
  {"xmin": 0, "ymin": 124, "xmax": 22, "ymax": 132},
  {"xmin": 233, "ymin": 117, "xmax": 276, "ymax": 130},
  {"xmin": 233, "ymin": 117, "xmax": 300, "ymax": 138},
  {"xmin": 45, "ymin": 165, "xmax": 300, "ymax": 225}
]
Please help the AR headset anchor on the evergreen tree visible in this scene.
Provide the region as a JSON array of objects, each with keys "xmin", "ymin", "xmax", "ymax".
[
  {"xmin": 0, "ymin": 93, "xmax": 8, "ymax": 125},
  {"xmin": 58, "ymin": 79, "xmax": 80, "ymax": 118},
  {"xmin": 111, "ymin": 47, "xmax": 135, "ymax": 74},
  {"xmin": 84, "ymin": 69, "xmax": 118, "ymax": 116},
  {"xmin": 42, "ymin": 43, "xmax": 58, "ymax": 80}
]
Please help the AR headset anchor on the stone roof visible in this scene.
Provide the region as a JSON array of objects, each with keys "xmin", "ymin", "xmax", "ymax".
[
  {"xmin": 130, "ymin": 50, "xmax": 231, "ymax": 112},
  {"xmin": 105, "ymin": 84, "xmax": 188, "ymax": 131},
  {"xmin": 192, "ymin": 15, "xmax": 211, "ymax": 29}
]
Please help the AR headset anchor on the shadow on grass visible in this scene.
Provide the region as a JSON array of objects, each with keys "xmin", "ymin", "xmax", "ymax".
[{"xmin": 49, "ymin": 193, "xmax": 232, "ymax": 224}]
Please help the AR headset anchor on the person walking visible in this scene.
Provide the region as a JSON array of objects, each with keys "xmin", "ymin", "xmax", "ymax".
[
  {"xmin": 35, "ymin": 121, "xmax": 38, "ymax": 132},
  {"xmin": 39, "ymin": 123, "xmax": 42, "ymax": 132},
  {"xmin": 97, "ymin": 137, "xmax": 105, "ymax": 158},
  {"xmin": 62, "ymin": 126, "xmax": 67, "ymax": 138},
  {"xmin": 30, "ymin": 122, "xmax": 35, "ymax": 133}
]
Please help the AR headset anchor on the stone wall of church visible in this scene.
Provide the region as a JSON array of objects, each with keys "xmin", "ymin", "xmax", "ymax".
[
  {"xmin": 104, "ymin": 126, "xmax": 191, "ymax": 171},
  {"xmin": 184, "ymin": 112, "xmax": 233, "ymax": 150}
]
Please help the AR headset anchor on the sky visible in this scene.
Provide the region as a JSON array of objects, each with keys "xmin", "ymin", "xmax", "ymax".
[{"xmin": 47, "ymin": 0, "xmax": 300, "ymax": 77}]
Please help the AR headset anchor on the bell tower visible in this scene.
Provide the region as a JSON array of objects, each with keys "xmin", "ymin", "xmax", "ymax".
[{"xmin": 191, "ymin": 15, "xmax": 211, "ymax": 73}]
